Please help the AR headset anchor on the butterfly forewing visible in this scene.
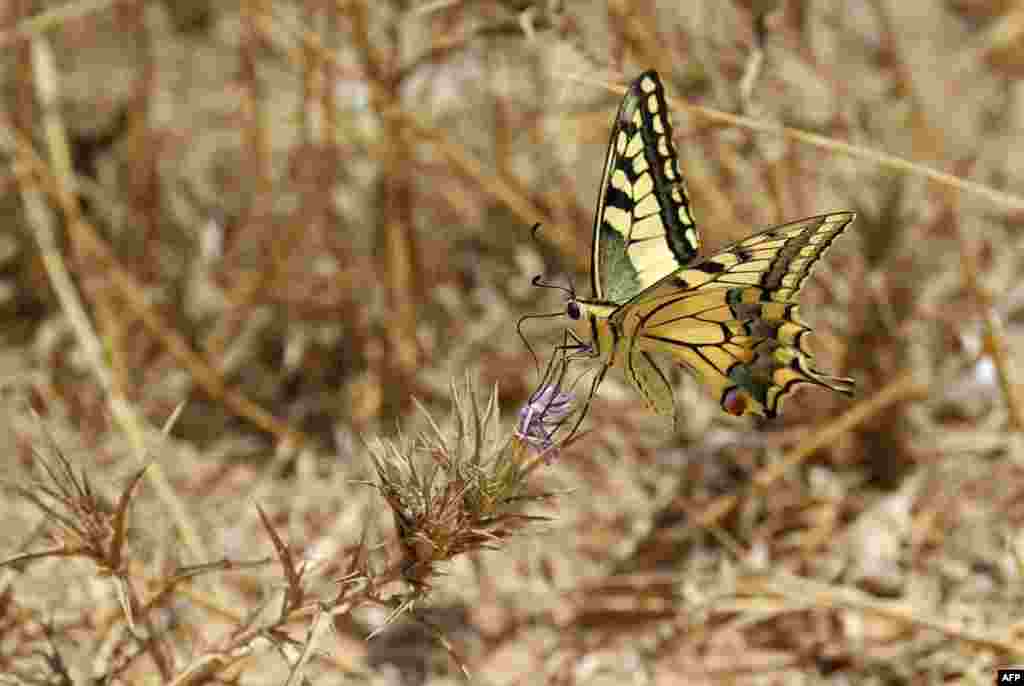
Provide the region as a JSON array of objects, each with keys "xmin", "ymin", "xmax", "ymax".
[
  {"xmin": 617, "ymin": 212, "xmax": 855, "ymax": 309},
  {"xmin": 591, "ymin": 71, "xmax": 700, "ymax": 304}
]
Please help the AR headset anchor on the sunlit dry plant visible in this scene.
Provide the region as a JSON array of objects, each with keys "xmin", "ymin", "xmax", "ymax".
[
  {"xmin": 0, "ymin": 422, "xmax": 158, "ymax": 664},
  {"xmin": 366, "ymin": 377, "xmax": 559, "ymax": 593},
  {"xmin": 1, "ymin": 425, "xmax": 146, "ymax": 578}
]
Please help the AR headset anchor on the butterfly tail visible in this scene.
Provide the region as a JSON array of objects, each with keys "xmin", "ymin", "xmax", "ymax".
[
  {"xmin": 725, "ymin": 340, "xmax": 854, "ymax": 419},
  {"xmin": 636, "ymin": 288, "xmax": 854, "ymax": 418},
  {"xmin": 721, "ymin": 298, "xmax": 854, "ymax": 418}
]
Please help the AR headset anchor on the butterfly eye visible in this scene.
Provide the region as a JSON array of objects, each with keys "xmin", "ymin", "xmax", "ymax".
[{"xmin": 566, "ymin": 301, "xmax": 581, "ymax": 320}]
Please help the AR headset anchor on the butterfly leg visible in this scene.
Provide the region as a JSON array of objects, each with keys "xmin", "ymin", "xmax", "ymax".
[{"xmin": 560, "ymin": 361, "xmax": 609, "ymax": 442}]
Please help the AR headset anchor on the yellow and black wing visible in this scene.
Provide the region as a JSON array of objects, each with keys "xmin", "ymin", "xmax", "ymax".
[
  {"xmin": 618, "ymin": 212, "xmax": 855, "ymax": 419},
  {"xmin": 591, "ymin": 71, "xmax": 700, "ymax": 305}
]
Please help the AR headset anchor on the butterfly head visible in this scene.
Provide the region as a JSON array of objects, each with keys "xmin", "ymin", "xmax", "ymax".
[
  {"xmin": 566, "ymin": 299, "xmax": 582, "ymax": 321},
  {"xmin": 529, "ymin": 273, "xmax": 586, "ymax": 321},
  {"xmin": 565, "ymin": 298, "xmax": 616, "ymax": 323}
]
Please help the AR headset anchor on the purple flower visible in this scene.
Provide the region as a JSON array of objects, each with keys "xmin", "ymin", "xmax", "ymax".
[{"xmin": 516, "ymin": 382, "xmax": 574, "ymax": 455}]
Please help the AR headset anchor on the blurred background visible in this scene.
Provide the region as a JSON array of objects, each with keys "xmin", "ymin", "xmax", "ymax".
[{"xmin": 3, "ymin": 0, "xmax": 1024, "ymax": 683}]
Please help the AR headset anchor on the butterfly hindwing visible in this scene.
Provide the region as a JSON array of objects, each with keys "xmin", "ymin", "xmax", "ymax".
[
  {"xmin": 627, "ymin": 350, "xmax": 676, "ymax": 419},
  {"xmin": 592, "ymin": 71, "xmax": 700, "ymax": 304},
  {"xmin": 617, "ymin": 212, "xmax": 856, "ymax": 418}
]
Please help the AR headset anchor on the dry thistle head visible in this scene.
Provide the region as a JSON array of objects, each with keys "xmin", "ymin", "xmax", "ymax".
[{"xmin": 367, "ymin": 377, "xmax": 554, "ymax": 593}]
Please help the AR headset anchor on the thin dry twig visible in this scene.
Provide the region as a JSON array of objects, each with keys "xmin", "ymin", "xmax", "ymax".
[
  {"xmin": 677, "ymin": 370, "xmax": 927, "ymax": 543},
  {"xmin": 201, "ymin": 0, "xmax": 279, "ymax": 364},
  {"xmin": 745, "ymin": 570, "xmax": 1024, "ymax": 659},
  {"xmin": 16, "ymin": 37, "xmax": 211, "ymax": 570},
  {"xmin": 0, "ymin": 121, "xmax": 313, "ymax": 452},
  {"xmin": 0, "ymin": 0, "xmax": 117, "ymax": 48},
  {"xmin": 259, "ymin": 3, "xmax": 590, "ymax": 273},
  {"xmin": 283, "ymin": 608, "xmax": 330, "ymax": 686},
  {"xmin": 347, "ymin": 0, "xmax": 421, "ymax": 388},
  {"xmin": 567, "ymin": 72, "xmax": 1024, "ymax": 213},
  {"xmin": 870, "ymin": 0, "xmax": 1024, "ymax": 431}
]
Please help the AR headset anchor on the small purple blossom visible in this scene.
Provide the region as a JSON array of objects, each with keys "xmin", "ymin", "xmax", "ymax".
[{"xmin": 515, "ymin": 382, "xmax": 574, "ymax": 455}]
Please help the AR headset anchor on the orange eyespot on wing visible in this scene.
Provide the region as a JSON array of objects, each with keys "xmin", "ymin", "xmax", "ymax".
[{"xmin": 722, "ymin": 387, "xmax": 749, "ymax": 417}]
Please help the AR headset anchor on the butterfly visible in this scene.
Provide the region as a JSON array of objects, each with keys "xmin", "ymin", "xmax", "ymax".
[{"xmin": 562, "ymin": 70, "xmax": 855, "ymax": 425}]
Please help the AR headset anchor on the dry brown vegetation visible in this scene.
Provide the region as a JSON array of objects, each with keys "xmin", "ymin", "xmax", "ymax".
[{"xmin": 3, "ymin": 0, "xmax": 1024, "ymax": 683}]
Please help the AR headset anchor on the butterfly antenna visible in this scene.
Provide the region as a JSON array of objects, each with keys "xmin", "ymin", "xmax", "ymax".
[
  {"xmin": 529, "ymin": 223, "xmax": 578, "ymax": 298},
  {"xmin": 531, "ymin": 274, "xmax": 576, "ymax": 299}
]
